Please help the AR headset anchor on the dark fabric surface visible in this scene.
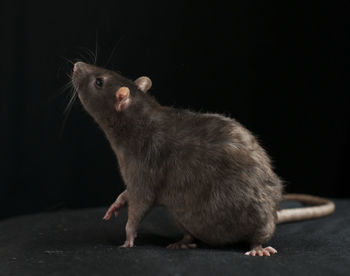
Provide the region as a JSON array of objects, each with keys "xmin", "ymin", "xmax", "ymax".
[{"xmin": 0, "ymin": 199, "xmax": 349, "ymax": 276}]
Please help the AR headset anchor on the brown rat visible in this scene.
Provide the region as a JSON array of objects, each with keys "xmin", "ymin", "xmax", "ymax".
[{"xmin": 71, "ymin": 61, "xmax": 335, "ymax": 256}]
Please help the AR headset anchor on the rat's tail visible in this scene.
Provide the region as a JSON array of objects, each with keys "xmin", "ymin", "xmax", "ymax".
[{"xmin": 276, "ymin": 193, "xmax": 335, "ymax": 224}]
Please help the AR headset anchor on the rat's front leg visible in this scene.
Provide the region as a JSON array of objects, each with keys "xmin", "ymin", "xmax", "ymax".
[
  {"xmin": 120, "ymin": 194, "xmax": 154, "ymax": 248},
  {"xmin": 103, "ymin": 190, "xmax": 128, "ymax": 220}
]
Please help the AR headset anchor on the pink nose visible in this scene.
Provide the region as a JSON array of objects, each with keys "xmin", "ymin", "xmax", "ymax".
[{"xmin": 73, "ymin": 61, "xmax": 85, "ymax": 72}]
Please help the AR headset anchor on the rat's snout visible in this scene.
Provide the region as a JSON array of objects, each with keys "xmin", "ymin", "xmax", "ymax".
[
  {"xmin": 72, "ymin": 62, "xmax": 90, "ymax": 91},
  {"xmin": 73, "ymin": 61, "xmax": 87, "ymax": 72}
]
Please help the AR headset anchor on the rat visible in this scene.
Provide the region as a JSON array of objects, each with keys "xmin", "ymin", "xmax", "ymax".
[{"xmin": 71, "ymin": 61, "xmax": 335, "ymax": 256}]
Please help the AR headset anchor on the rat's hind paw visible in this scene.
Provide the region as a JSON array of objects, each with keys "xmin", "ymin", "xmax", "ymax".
[
  {"xmin": 166, "ymin": 242, "xmax": 197, "ymax": 249},
  {"xmin": 244, "ymin": 246, "xmax": 277, "ymax": 256},
  {"xmin": 166, "ymin": 234, "xmax": 197, "ymax": 249}
]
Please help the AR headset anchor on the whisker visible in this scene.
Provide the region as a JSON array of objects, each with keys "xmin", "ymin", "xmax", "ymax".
[
  {"xmin": 95, "ymin": 29, "xmax": 99, "ymax": 65},
  {"xmin": 47, "ymin": 83, "xmax": 72, "ymax": 103},
  {"xmin": 86, "ymin": 48, "xmax": 97, "ymax": 65},
  {"xmin": 59, "ymin": 88, "xmax": 78, "ymax": 138},
  {"xmin": 48, "ymin": 68, "xmax": 74, "ymax": 103},
  {"xmin": 56, "ymin": 55, "xmax": 74, "ymax": 81},
  {"xmin": 105, "ymin": 35, "xmax": 125, "ymax": 67},
  {"xmin": 64, "ymin": 90, "xmax": 78, "ymax": 114},
  {"xmin": 77, "ymin": 46, "xmax": 96, "ymax": 65},
  {"xmin": 76, "ymin": 48, "xmax": 92, "ymax": 64},
  {"xmin": 65, "ymin": 72, "xmax": 73, "ymax": 80},
  {"xmin": 60, "ymin": 56, "xmax": 75, "ymax": 65},
  {"xmin": 56, "ymin": 53, "xmax": 81, "ymax": 138}
]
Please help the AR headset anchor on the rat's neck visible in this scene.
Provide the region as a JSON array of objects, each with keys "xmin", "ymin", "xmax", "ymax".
[{"xmin": 101, "ymin": 104, "xmax": 164, "ymax": 159}]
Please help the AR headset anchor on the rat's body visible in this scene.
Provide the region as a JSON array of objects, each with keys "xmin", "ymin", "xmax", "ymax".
[
  {"xmin": 115, "ymin": 108, "xmax": 282, "ymax": 247},
  {"xmin": 72, "ymin": 62, "xmax": 335, "ymax": 256}
]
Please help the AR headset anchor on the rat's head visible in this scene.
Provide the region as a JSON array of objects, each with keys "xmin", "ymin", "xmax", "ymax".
[{"xmin": 72, "ymin": 62, "xmax": 152, "ymax": 125}]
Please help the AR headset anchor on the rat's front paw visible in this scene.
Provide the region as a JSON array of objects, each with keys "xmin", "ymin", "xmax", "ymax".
[
  {"xmin": 103, "ymin": 193, "xmax": 127, "ymax": 220},
  {"xmin": 120, "ymin": 240, "xmax": 135, "ymax": 248},
  {"xmin": 120, "ymin": 224, "xmax": 137, "ymax": 248},
  {"xmin": 103, "ymin": 202, "xmax": 125, "ymax": 220}
]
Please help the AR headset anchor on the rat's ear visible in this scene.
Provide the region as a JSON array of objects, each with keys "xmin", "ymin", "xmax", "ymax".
[
  {"xmin": 115, "ymin": 87, "xmax": 131, "ymax": 111},
  {"xmin": 134, "ymin": 76, "xmax": 152, "ymax": 93}
]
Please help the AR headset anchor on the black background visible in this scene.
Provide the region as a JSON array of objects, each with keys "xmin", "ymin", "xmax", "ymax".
[{"xmin": 1, "ymin": 0, "xmax": 349, "ymax": 219}]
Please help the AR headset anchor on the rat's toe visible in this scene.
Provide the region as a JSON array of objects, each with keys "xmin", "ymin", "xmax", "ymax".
[
  {"xmin": 187, "ymin": 243, "xmax": 197, "ymax": 249},
  {"xmin": 245, "ymin": 250, "xmax": 256, "ymax": 256},
  {"xmin": 262, "ymin": 249, "xmax": 270, "ymax": 256},
  {"xmin": 265, "ymin": 246, "xmax": 277, "ymax": 254}
]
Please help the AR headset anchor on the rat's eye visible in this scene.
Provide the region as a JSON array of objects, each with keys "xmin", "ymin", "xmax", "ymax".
[{"xmin": 95, "ymin": 78, "xmax": 104, "ymax": 88}]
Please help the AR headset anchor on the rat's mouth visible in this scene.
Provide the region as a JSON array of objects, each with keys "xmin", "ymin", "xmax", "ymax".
[
  {"xmin": 71, "ymin": 70, "xmax": 78, "ymax": 85},
  {"xmin": 71, "ymin": 72, "xmax": 80, "ymax": 92}
]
